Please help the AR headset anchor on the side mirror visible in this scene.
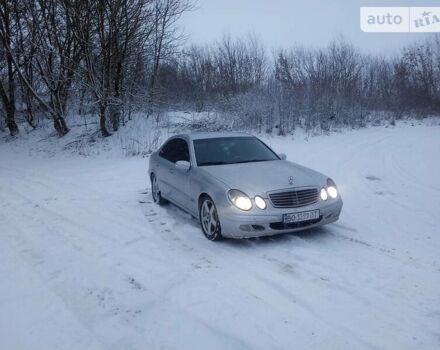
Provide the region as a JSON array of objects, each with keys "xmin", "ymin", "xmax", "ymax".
[
  {"xmin": 175, "ymin": 160, "xmax": 191, "ymax": 171},
  {"xmin": 278, "ymin": 153, "xmax": 287, "ymax": 160}
]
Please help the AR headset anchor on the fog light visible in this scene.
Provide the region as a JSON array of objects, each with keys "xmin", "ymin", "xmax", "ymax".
[
  {"xmin": 320, "ymin": 188, "xmax": 328, "ymax": 201},
  {"xmin": 239, "ymin": 225, "xmax": 251, "ymax": 232}
]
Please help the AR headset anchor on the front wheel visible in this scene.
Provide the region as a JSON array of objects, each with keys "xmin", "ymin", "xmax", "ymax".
[
  {"xmin": 151, "ymin": 173, "xmax": 166, "ymax": 205},
  {"xmin": 199, "ymin": 196, "xmax": 223, "ymax": 241}
]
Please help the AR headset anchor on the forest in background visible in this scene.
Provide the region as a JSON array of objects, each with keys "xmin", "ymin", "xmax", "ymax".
[{"xmin": 1, "ymin": 0, "xmax": 440, "ymax": 138}]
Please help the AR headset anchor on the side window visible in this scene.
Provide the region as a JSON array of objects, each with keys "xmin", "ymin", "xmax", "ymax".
[
  {"xmin": 159, "ymin": 139, "xmax": 189, "ymax": 163},
  {"xmin": 172, "ymin": 139, "xmax": 190, "ymax": 162},
  {"xmin": 159, "ymin": 140, "xmax": 173, "ymax": 161}
]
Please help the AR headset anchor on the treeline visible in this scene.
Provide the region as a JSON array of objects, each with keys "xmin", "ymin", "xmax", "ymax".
[
  {"xmin": 1, "ymin": 1, "xmax": 439, "ymax": 137},
  {"xmin": 158, "ymin": 34, "xmax": 440, "ymax": 133}
]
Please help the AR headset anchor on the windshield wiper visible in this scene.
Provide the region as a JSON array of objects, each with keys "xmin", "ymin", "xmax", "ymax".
[
  {"xmin": 199, "ymin": 161, "xmax": 230, "ymax": 166},
  {"xmin": 233, "ymin": 159, "xmax": 270, "ymax": 164}
]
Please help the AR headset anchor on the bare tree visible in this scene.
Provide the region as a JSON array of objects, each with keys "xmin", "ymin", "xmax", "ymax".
[
  {"xmin": 0, "ymin": 0, "xmax": 19, "ymax": 136},
  {"xmin": 148, "ymin": 0, "xmax": 193, "ymax": 112},
  {"xmin": 1, "ymin": 0, "xmax": 82, "ymax": 136},
  {"xmin": 67, "ymin": 0, "xmax": 192, "ymax": 135},
  {"xmin": 22, "ymin": 0, "xmax": 82, "ymax": 135},
  {"xmin": 13, "ymin": 0, "xmax": 38, "ymax": 129}
]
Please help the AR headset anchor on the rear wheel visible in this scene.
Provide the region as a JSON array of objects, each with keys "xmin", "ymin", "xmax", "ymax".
[
  {"xmin": 199, "ymin": 196, "xmax": 222, "ymax": 241},
  {"xmin": 151, "ymin": 173, "xmax": 166, "ymax": 205}
]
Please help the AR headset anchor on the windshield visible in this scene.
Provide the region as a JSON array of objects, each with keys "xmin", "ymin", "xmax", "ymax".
[{"xmin": 193, "ymin": 137, "xmax": 280, "ymax": 166}]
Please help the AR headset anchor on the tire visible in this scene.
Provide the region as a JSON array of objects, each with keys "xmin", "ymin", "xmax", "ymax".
[
  {"xmin": 151, "ymin": 173, "xmax": 167, "ymax": 205},
  {"xmin": 199, "ymin": 196, "xmax": 223, "ymax": 241}
]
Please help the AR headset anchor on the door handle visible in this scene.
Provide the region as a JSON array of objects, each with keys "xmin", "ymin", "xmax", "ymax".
[{"xmin": 169, "ymin": 168, "xmax": 174, "ymax": 174}]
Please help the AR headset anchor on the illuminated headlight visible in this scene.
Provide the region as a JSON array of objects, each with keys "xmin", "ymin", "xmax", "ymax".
[
  {"xmin": 228, "ymin": 190, "xmax": 252, "ymax": 211},
  {"xmin": 327, "ymin": 186, "xmax": 338, "ymax": 198},
  {"xmin": 327, "ymin": 178, "xmax": 338, "ymax": 199},
  {"xmin": 254, "ymin": 195, "xmax": 267, "ymax": 210},
  {"xmin": 320, "ymin": 188, "xmax": 328, "ymax": 201}
]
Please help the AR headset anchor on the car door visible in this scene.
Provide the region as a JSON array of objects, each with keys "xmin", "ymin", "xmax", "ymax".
[
  {"xmin": 167, "ymin": 138, "xmax": 192, "ymax": 207},
  {"xmin": 157, "ymin": 138, "xmax": 191, "ymax": 207},
  {"xmin": 155, "ymin": 139, "xmax": 175, "ymax": 198}
]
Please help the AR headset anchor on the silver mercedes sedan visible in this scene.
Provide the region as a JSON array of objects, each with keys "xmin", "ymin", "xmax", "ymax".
[{"xmin": 148, "ymin": 132, "xmax": 343, "ymax": 240}]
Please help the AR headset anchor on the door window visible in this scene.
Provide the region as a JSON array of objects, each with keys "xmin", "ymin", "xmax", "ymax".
[{"xmin": 159, "ymin": 138, "xmax": 189, "ymax": 163}]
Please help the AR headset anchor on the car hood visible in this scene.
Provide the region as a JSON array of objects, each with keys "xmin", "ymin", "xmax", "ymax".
[{"xmin": 199, "ymin": 160, "xmax": 327, "ymax": 196}]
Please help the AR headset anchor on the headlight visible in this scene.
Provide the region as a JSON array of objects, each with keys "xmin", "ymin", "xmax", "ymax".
[
  {"xmin": 327, "ymin": 186, "xmax": 338, "ymax": 198},
  {"xmin": 320, "ymin": 188, "xmax": 328, "ymax": 201},
  {"xmin": 228, "ymin": 190, "xmax": 252, "ymax": 211},
  {"xmin": 254, "ymin": 195, "xmax": 267, "ymax": 210},
  {"xmin": 327, "ymin": 178, "xmax": 338, "ymax": 199}
]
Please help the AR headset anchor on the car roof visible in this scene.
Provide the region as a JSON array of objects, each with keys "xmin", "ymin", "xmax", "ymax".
[{"xmin": 175, "ymin": 131, "xmax": 252, "ymax": 141}]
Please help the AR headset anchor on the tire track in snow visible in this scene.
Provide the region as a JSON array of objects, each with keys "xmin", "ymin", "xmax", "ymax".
[
  {"xmin": 0, "ymin": 168, "xmax": 255, "ymax": 350},
  {"xmin": 138, "ymin": 194, "xmax": 439, "ymax": 350}
]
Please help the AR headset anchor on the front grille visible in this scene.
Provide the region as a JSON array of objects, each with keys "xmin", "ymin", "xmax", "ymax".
[{"xmin": 269, "ymin": 188, "xmax": 318, "ymax": 208}]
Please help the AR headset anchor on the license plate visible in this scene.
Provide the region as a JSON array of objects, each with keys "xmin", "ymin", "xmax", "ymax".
[{"xmin": 283, "ymin": 210, "xmax": 320, "ymax": 224}]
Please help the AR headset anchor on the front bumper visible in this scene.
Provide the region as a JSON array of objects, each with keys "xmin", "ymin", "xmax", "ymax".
[{"xmin": 218, "ymin": 198, "xmax": 343, "ymax": 238}]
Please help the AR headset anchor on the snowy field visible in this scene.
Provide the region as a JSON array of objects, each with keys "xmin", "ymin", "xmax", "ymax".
[{"xmin": 1, "ymin": 121, "xmax": 440, "ymax": 350}]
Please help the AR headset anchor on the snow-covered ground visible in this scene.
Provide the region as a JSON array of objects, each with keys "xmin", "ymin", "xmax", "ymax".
[{"xmin": 1, "ymin": 121, "xmax": 439, "ymax": 350}]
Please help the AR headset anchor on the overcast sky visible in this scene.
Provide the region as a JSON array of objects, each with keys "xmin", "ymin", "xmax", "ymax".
[{"xmin": 181, "ymin": 0, "xmax": 439, "ymax": 55}]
